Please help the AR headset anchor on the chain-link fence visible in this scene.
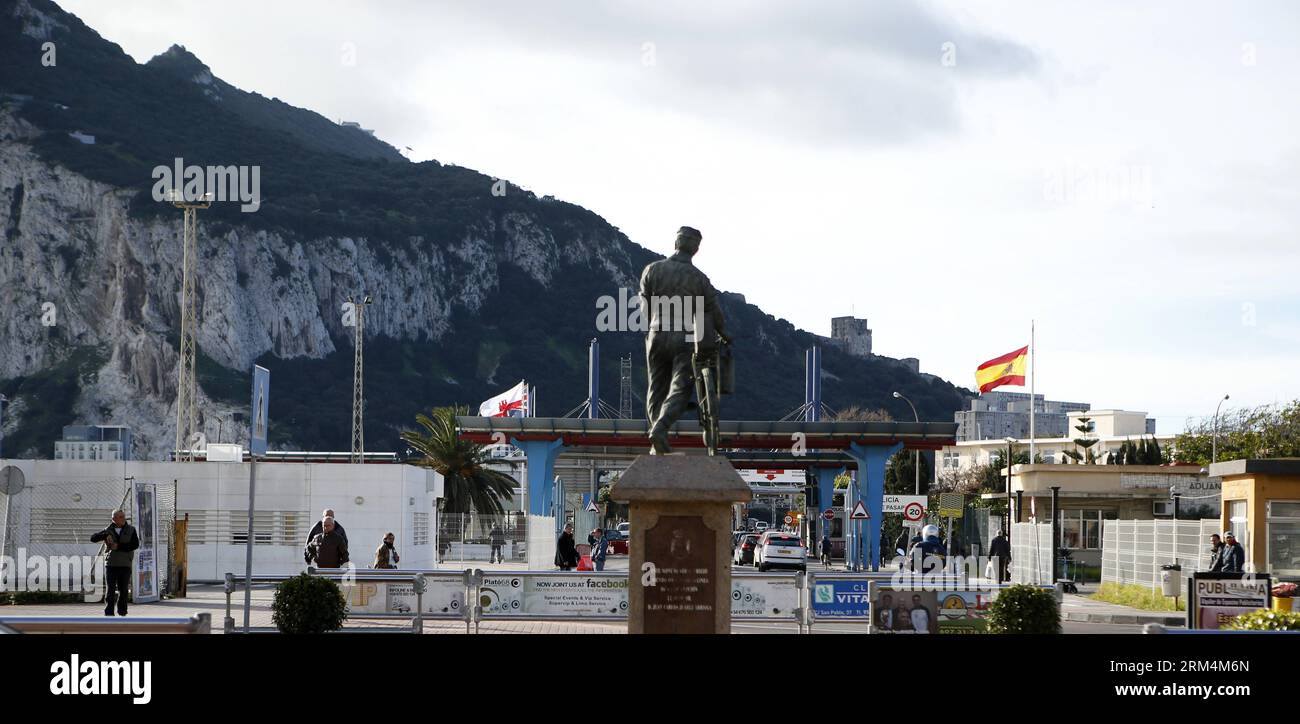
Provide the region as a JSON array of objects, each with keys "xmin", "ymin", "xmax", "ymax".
[
  {"xmin": 1101, "ymin": 518, "xmax": 1221, "ymax": 596},
  {"xmin": 436, "ymin": 511, "xmax": 527, "ymax": 565},
  {"xmin": 0, "ymin": 479, "xmax": 177, "ymax": 598}
]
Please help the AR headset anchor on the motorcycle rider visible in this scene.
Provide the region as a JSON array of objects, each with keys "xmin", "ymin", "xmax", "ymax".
[{"xmin": 909, "ymin": 524, "xmax": 947, "ymax": 573}]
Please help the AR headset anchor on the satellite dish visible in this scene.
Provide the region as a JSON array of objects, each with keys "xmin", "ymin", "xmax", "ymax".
[{"xmin": 1, "ymin": 466, "xmax": 25, "ymax": 495}]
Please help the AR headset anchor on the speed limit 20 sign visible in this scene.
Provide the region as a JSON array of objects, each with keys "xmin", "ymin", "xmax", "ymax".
[{"xmin": 902, "ymin": 502, "xmax": 925, "ymax": 522}]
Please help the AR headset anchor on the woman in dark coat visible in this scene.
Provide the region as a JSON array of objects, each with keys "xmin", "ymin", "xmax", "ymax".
[{"xmin": 555, "ymin": 523, "xmax": 580, "ymax": 570}]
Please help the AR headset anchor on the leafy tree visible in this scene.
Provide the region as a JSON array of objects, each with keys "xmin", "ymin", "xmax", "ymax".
[
  {"xmin": 885, "ymin": 448, "xmax": 931, "ymax": 495},
  {"xmin": 1173, "ymin": 401, "xmax": 1300, "ymax": 464},
  {"xmin": 400, "ymin": 406, "xmax": 517, "ymax": 514}
]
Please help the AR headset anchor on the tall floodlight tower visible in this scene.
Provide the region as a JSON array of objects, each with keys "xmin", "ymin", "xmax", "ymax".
[
  {"xmin": 168, "ymin": 190, "xmax": 211, "ymax": 462},
  {"xmin": 618, "ymin": 354, "xmax": 635, "ymax": 419},
  {"xmin": 348, "ymin": 294, "xmax": 373, "ymax": 463}
]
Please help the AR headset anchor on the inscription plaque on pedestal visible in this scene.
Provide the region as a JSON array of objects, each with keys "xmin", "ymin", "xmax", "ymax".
[
  {"xmin": 610, "ymin": 454, "xmax": 752, "ymax": 634},
  {"xmin": 642, "ymin": 515, "xmax": 717, "ymax": 634}
]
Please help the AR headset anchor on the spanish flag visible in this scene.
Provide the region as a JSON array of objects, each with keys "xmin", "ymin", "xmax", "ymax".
[{"xmin": 975, "ymin": 346, "xmax": 1028, "ymax": 393}]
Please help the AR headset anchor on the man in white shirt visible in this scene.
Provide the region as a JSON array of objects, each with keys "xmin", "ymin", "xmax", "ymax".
[{"xmin": 909, "ymin": 594, "xmax": 931, "ymax": 634}]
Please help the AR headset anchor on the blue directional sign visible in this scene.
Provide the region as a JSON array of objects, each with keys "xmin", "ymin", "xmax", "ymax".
[
  {"xmin": 249, "ymin": 365, "xmax": 270, "ymax": 456},
  {"xmin": 811, "ymin": 579, "xmax": 872, "ymax": 618}
]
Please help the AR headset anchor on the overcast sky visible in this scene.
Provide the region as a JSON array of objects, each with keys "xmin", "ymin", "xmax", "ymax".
[{"xmin": 59, "ymin": 0, "xmax": 1300, "ymax": 433}]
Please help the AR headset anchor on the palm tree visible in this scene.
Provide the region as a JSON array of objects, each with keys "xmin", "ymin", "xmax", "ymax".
[{"xmin": 401, "ymin": 406, "xmax": 517, "ymax": 514}]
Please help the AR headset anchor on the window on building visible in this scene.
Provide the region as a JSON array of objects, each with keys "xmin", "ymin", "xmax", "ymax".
[
  {"xmin": 1268, "ymin": 500, "xmax": 1300, "ymax": 576},
  {"xmin": 1228, "ymin": 499, "xmax": 1250, "ymax": 560},
  {"xmin": 412, "ymin": 512, "xmax": 430, "ymax": 546},
  {"xmin": 1060, "ymin": 510, "xmax": 1109, "ymax": 550}
]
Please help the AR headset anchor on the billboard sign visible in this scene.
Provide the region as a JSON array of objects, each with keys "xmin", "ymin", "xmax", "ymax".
[{"xmin": 131, "ymin": 482, "xmax": 160, "ymax": 603}]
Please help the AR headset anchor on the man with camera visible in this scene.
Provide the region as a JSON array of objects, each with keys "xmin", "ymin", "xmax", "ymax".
[{"xmin": 89, "ymin": 509, "xmax": 140, "ymax": 617}]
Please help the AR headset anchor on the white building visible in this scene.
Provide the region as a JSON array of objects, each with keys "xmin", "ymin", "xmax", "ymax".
[
  {"xmin": 54, "ymin": 425, "xmax": 133, "ymax": 462},
  {"xmin": 0, "ymin": 458, "xmax": 443, "ymax": 582},
  {"xmin": 938, "ymin": 409, "xmax": 1174, "ymax": 476}
]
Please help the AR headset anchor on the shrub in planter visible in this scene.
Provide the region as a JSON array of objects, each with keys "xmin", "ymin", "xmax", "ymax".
[
  {"xmin": 1223, "ymin": 609, "xmax": 1300, "ymax": 631},
  {"xmin": 986, "ymin": 584, "xmax": 1061, "ymax": 634},
  {"xmin": 271, "ymin": 573, "xmax": 348, "ymax": 634}
]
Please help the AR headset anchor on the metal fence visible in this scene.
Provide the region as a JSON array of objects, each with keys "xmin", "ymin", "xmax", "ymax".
[
  {"xmin": 436, "ymin": 512, "xmax": 528, "ymax": 565},
  {"xmin": 0, "ymin": 478, "xmax": 178, "ymax": 597},
  {"xmin": 1010, "ymin": 522, "xmax": 1055, "ymax": 585},
  {"xmin": 1101, "ymin": 519, "xmax": 1221, "ymax": 596}
]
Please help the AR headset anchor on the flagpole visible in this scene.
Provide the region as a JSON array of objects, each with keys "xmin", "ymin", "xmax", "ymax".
[{"xmin": 1029, "ymin": 320, "xmax": 1036, "ymax": 462}]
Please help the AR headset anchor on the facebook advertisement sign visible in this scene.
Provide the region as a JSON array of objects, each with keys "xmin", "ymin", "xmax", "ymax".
[
  {"xmin": 811, "ymin": 579, "xmax": 872, "ymax": 618},
  {"xmin": 249, "ymin": 365, "xmax": 270, "ymax": 456}
]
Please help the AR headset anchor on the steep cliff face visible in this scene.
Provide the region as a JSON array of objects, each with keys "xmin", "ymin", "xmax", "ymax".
[
  {"xmin": 0, "ymin": 0, "xmax": 973, "ymax": 460},
  {"xmin": 0, "ymin": 106, "xmax": 645, "ymax": 459}
]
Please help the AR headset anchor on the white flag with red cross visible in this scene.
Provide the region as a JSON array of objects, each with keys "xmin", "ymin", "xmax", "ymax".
[{"xmin": 479, "ymin": 380, "xmax": 529, "ymax": 418}]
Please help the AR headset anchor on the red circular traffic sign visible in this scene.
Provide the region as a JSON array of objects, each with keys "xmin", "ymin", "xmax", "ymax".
[
  {"xmin": 783, "ymin": 515, "xmax": 793, "ymax": 524},
  {"xmin": 903, "ymin": 502, "xmax": 925, "ymax": 522},
  {"xmin": 822, "ymin": 508, "xmax": 835, "ymax": 521}
]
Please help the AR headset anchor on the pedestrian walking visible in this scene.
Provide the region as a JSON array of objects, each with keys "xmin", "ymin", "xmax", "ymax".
[
  {"xmin": 90, "ymin": 509, "xmax": 139, "ymax": 617},
  {"xmin": 373, "ymin": 532, "xmax": 400, "ymax": 569},
  {"xmin": 489, "ymin": 523, "xmax": 506, "ymax": 564},
  {"xmin": 555, "ymin": 523, "xmax": 579, "ymax": 571},
  {"xmin": 1220, "ymin": 531, "xmax": 1246, "ymax": 573},
  {"xmin": 306, "ymin": 517, "xmax": 350, "ymax": 568},
  {"xmin": 305, "ymin": 508, "xmax": 348, "ymax": 563},
  {"xmin": 821, "ymin": 532, "xmax": 832, "ymax": 566},
  {"xmin": 591, "ymin": 528, "xmax": 609, "ymax": 572},
  {"xmin": 988, "ymin": 529, "xmax": 1011, "ymax": 583}
]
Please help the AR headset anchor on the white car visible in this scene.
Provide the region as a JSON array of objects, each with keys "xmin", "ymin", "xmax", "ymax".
[
  {"xmin": 616, "ymin": 522, "xmax": 630, "ymax": 538},
  {"xmin": 754, "ymin": 531, "xmax": 806, "ymax": 572},
  {"xmin": 754, "ymin": 521, "xmax": 769, "ymax": 532}
]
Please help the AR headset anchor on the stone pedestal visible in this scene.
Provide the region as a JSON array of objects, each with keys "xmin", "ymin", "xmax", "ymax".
[{"xmin": 610, "ymin": 454, "xmax": 752, "ymax": 634}]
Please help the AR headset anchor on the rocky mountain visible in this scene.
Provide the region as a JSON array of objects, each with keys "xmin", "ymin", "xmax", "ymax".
[{"xmin": 0, "ymin": 0, "xmax": 972, "ymax": 460}]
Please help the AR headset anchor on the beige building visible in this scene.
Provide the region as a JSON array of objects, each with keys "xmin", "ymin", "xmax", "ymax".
[
  {"xmin": 984, "ymin": 463, "xmax": 1219, "ymax": 570},
  {"xmin": 1210, "ymin": 458, "xmax": 1300, "ymax": 578}
]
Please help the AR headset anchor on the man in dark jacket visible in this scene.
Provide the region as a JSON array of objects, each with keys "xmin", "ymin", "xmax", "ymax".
[
  {"xmin": 1207, "ymin": 533, "xmax": 1225, "ymax": 572},
  {"xmin": 989, "ymin": 529, "xmax": 1012, "ymax": 583},
  {"xmin": 306, "ymin": 517, "xmax": 350, "ymax": 568},
  {"xmin": 489, "ymin": 523, "xmax": 506, "ymax": 564},
  {"xmin": 305, "ymin": 508, "xmax": 348, "ymax": 563},
  {"xmin": 909, "ymin": 525, "xmax": 946, "ymax": 573},
  {"xmin": 555, "ymin": 524, "xmax": 579, "ymax": 571},
  {"xmin": 591, "ymin": 529, "xmax": 609, "ymax": 572},
  {"xmin": 1220, "ymin": 531, "xmax": 1246, "ymax": 573},
  {"xmin": 90, "ymin": 509, "xmax": 140, "ymax": 616}
]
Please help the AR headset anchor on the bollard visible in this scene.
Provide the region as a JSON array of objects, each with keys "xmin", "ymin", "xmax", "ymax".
[
  {"xmin": 412, "ymin": 573, "xmax": 426, "ymax": 634},
  {"xmin": 223, "ymin": 573, "xmax": 235, "ymax": 633}
]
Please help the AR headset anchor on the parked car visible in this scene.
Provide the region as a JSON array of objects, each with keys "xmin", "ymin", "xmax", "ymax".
[
  {"xmin": 754, "ymin": 531, "xmax": 806, "ymax": 572},
  {"xmin": 603, "ymin": 529, "xmax": 629, "ymax": 555},
  {"xmin": 616, "ymin": 522, "xmax": 630, "ymax": 538},
  {"xmin": 733, "ymin": 533, "xmax": 761, "ymax": 566}
]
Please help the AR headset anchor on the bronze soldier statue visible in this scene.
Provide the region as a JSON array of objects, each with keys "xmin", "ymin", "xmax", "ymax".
[{"xmin": 640, "ymin": 226, "xmax": 728, "ymax": 454}]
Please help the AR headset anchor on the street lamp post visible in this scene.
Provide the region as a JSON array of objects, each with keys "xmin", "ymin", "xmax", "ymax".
[
  {"xmin": 893, "ymin": 391, "xmax": 920, "ymax": 495},
  {"xmin": 1212, "ymin": 394, "xmax": 1230, "ymax": 463},
  {"xmin": 1004, "ymin": 437, "xmax": 1016, "ymax": 549}
]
